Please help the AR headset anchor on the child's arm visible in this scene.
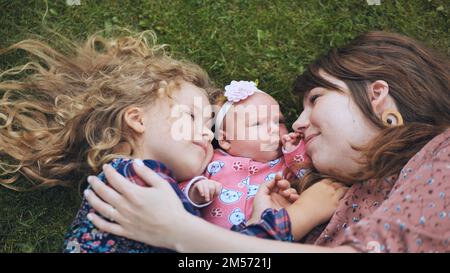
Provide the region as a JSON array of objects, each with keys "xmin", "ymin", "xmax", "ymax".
[
  {"xmin": 182, "ymin": 176, "xmax": 222, "ymax": 207},
  {"xmin": 282, "ymin": 132, "xmax": 312, "ymax": 178},
  {"xmin": 189, "ymin": 179, "xmax": 222, "ymax": 204},
  {"xmin": 286, "ymin": 179, "xmax": 348, "ymax": 240},
  {"xmin": 282, "ymin": 132, "xmax": 302, "ymax": 153}
]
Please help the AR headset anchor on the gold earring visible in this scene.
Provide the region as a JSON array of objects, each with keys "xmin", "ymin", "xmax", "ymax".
[{"xmin": 381, "ymin": 109, "xmax": 404, "ymax": 127}]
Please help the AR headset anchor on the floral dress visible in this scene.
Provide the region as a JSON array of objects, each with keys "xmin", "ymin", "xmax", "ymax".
[{"xmin": 63, "ymin": 158, "xmax": 200, "ymax": 253}]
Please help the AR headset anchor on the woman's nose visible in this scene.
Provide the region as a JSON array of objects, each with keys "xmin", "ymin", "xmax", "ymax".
[
  {"xmin": 292, "ymin": 110, "xmax": 309, "ymax": 134},
  {"xmin": 268, "ymin": 122, "xmax": 279, "ymax": 134}
]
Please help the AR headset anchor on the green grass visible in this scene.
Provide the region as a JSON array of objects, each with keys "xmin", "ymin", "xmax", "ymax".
[{"xmin": 0, "ymin": 0, "xmax": 448, "ymax": 252}]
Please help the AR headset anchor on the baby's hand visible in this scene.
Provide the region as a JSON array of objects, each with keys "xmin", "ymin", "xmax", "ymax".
[
  {"xmin": 189, "ymin": 179, "xmax": 222, "ymax": 205},
  {"xmin": 296, "ymin": 179, "xmax": 348, "ymax": 226},
  {"xmin": 248, "ymin": 173, "xmax": 300, "ymax": 225},
  {"xmin": 282, "ymin": 132, "xmax": 302, "ymax": 153}
]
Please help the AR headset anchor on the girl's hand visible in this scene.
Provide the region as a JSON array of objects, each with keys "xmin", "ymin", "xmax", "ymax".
[
  {"xmin": 247, "ymin": 173, "xmax": 299, "ymax": 225},
  {"xmin": 84, "ymin": 162, "xmax": 190, "ymax": 249},
  {"xmin": 189, "ymin": 179, "xmax": 222, "ymax": 204},
  {"xmin": 282, "ymin": 132, "xmax": 301, "ymax": 153}
]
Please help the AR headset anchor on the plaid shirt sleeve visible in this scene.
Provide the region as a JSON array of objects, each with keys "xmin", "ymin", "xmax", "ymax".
[
  {"xmin": 121, "ymin": 159, "xmax": 201, "ymax": 217},
  {"xmin": 231, "ymin": 208, "xmax": 294, "ymax": 242}
]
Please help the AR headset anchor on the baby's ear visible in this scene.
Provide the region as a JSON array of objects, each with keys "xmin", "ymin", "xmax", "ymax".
[
  {"xmin": 124, "ymin": 107, "xmax": 145, "ymax": 134},
  {"xmin": 218, "ymin": 129, "xmax": 231, "ymax": 151}
]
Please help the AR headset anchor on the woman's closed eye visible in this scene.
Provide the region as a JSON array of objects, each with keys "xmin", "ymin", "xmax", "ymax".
[
  {"xmin": 184, "ymin": 111, "xmax": 195, "ymax": 120},
  {"xmin": 309, "ymin": 94, "xmax": 320, "ymax": 104}
]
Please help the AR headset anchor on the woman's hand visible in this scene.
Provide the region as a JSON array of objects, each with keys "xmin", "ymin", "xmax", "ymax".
[
  {"xmin": 247, "ymin": 173, "xmax": 299, "ymax": 225},
  {"xmin": 84, "ymin": 162, "xmax": 190, "ymax": 249},
  {"xmin": 83, "ymin": 164, "xmax": 357, "ymax": 253}
]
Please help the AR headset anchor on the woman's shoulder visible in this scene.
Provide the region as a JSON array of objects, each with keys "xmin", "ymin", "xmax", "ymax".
[
  {"xmin": 386, "ymin": 128, "xmax": 450, "ymax": 209},
  {"xmin": 394, "ymin": 128, "xmax": 449, "ymax": 185},
  {"xmin": 336, "ymin": 129, "xmax": 450, "ymax": 252},
  {"xmin": 410, "ymin": 128, "xmax": 450, "ymax": 163},
  {"xmin": 429, "ymin": 128, "xmax": 450, "ymax": 159}
]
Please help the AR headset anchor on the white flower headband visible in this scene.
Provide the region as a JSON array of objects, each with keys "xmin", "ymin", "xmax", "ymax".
[{"xmin": 214, "ymin": 80, "xmax": 264, "ymax": 139}]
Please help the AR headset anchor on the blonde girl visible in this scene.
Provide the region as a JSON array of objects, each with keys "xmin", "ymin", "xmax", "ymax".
[{"xmin": 0, "ymin": 31, "xmax": 219, "ymax": 252}]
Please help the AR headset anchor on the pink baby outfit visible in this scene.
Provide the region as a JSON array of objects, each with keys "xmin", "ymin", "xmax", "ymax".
[{"xmin": 180, "ymin": 142, "xmax": 311, "ymax": 229}]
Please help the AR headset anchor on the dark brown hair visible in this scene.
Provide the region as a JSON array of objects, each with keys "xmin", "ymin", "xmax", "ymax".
[{"xmin": 293, "ymin": 31, "xmax": 450, "ymax": 188}]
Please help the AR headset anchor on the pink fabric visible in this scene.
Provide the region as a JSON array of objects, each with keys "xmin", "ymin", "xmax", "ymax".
[
  {"xmin": 180, "ymin": 141, "xmax": 311, "ymax": 229},
  {"xmin": 304, "ymin": 129, "xmax": 450, "ymax": 252}
]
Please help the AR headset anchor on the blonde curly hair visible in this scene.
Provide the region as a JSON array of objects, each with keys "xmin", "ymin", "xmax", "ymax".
[{"xmin": 0, "ymin": 31, "xmax": 219, "ymax": 190}]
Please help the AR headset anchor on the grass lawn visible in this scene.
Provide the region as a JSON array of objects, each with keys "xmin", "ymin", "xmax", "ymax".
[{"xmin": 0, "ymin": 0, "xmax": 448, "ymax": 252}]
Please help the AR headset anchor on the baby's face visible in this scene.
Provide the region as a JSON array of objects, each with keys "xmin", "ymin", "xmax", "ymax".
[{"xmin": 221, "ymin": 92, "xmax": 288, "ymax": 162}]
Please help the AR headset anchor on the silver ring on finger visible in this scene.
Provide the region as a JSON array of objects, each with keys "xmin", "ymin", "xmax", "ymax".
[{"xmin": 108, "ymin": 206, "xmax": 117, "ymax": 222}]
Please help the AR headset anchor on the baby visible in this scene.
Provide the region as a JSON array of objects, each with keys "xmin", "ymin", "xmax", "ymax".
[{"xmin": 180, "ymin": 81, "xmax": 312, "ymax": 229}]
